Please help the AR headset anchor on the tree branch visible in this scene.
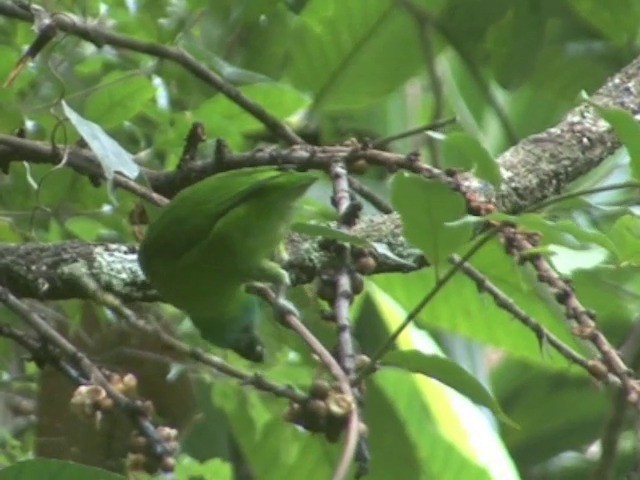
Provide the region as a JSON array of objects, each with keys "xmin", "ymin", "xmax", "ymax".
[
  {"xmin": 0, "ymin": 1, "xmax": 303, "ymax": 145},
  {"xmin": 2, "ymin": 42, "xmax": 640, "ymax": 302},
  {"xmin": 0, "ymin": 213, "xmax": 422, "ymax": 301},
  {"xmin": 496, "ymin": 54, "xmax": 640, "ymax": 212}
]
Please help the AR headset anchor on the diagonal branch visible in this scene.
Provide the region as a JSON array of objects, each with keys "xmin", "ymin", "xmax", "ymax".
[{"xmin": 0, "ymin": 1, "xmax": 303, "ymax": 145}]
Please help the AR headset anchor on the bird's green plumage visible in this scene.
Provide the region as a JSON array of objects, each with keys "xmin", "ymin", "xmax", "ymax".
[{"xmin": 138, "ymin": 167, "xmax": 317, "ymax": 361}]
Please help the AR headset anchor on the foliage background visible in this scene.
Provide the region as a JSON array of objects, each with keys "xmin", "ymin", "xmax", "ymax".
[{"xmin": 1, "ymin": 0, "xmax": 640, "ymax": 479}]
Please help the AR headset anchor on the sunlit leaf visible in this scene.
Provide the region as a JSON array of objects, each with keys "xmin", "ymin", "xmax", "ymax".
[{"xmin": 384, "ymin": 349, "xmax": 517, "ymax": 427}]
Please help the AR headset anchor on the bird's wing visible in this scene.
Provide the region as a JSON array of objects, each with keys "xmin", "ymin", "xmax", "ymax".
[{"xmin": 139, "ymin": 168, "xmax": 287, "ymax": 274}]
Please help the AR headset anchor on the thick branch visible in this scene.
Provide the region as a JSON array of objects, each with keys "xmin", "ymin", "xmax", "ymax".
[
  {"xmin": 496, "ymin": 54, "xmax": 640, "ymax": 212},
  {"xmin": 2, "ymin": 40, "xmax": 640, "ymax": 207},
  {"xmin": 0, "ymin": 242, "xmax": 154, "ymax": 301},
  {"xmin": 2, "ymin": 45, "xmax": 640, "ymax": 301},
  {"xmin": 0, "ymin": 213, "xmax": 421, "ymax": 301},
  {"xmin": 0, "ymin": 3, "xmax": 639, "ymax": 306}
]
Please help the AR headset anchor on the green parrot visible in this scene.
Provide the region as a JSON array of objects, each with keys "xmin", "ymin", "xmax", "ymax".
[{"xmin": 138, "ymin": 167, "xmax": 317, "ymax": 362}]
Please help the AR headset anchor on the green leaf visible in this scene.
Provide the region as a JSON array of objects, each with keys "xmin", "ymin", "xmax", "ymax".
[
  {"xmin": 371, "ymin": 240, "xmax": 589, "ymax": 368},
  {"xmin": 354, "ymin": 294, "xmax": 520, "ymax": 479},
  {"xmin": 370, "ymin": 371, "xmax": 500, "ymax": 480},
  {"xmin": 64, "ymin": 216, "xmax": 109, "ymax": 242},
  {"xmin": 565, "ymin": 0, "xmax": 640, "ymax": 45},
  {"xmin": 572, "ymin": 265, "xmax": 640, "ymax": 326},
  {"xmin": 84, "ymin": 72, "xmax": 154, "ymax": 128},
  {"xmin": 391, "ymin": 172, "xmax": 471, "ymax": 267},
  {"xmin": 0, "ymin": 459, "xmax": 124, "ymax": 480},
  {"xmin": 194, "ymin": 83, "xmax": 309, "ymax": 148},
  {"xmin": 493, "ymin": 359, "xmax": 609, "ymax": 468},
  {"xmin": 486, "ymin": 2, "xmax": 544, "ymax": 89},
  {"xmin": 441, "ymin": 132, "xmax": 502, "ymax": 186},
  {"xmin": 197, "ymin": 83, "xmax": 308, "ymax": 128},
  {"xmin": 552, "ymin": 219, "xmax": 616, "ymax": 253},
  {"xmin": 606, "ymin": 215, "xmax": 640, "ymax": 265},
  {"xmin": 176, "ymin": 455, "xmax": 233, "ymax": 480},
  {"xmin": 288, "ymin": 0, "xmax": 424, "ymax": 110},
  {"xmin": 384, "ymin": 350, "xmax": 517, "ymax": 427},
  {"xmin": 439, "ymin": 0, "xmax": 512, "ymax": 60},
  {"xmin": 0, "ymin": 88, "xmax": 22, "ymax": 132},
  {"xmin": 487, "ymin": 212, "xmax": 616, "ymax": 254},
  {"xmin": 590, "ymin": 102, "xmax": 640, "ymax": 180}
]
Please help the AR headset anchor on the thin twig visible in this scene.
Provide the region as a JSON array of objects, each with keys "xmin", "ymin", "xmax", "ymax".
[
  {"xmin": 248, "ymin": 283, "xmax": 359, "ymax": 480},
  {"xmin": 0, "ymin": 134, "xmax": 168, "ymax": 207},
  {"xmin": 0, "ymin": 2, "xmax": 303, "ymax": 145},
  {"xmin": 356, "ymin": 229, "xmax": 498, "ymax": 382},
  {"xmin": 329, "ymin": 161, "xmax": 370, "ymax": 477},
  {"xmin": 450, "ymin": 255, "xmax": 619, "ymax": 385},
  {"xmin": 594, "ymin": 315, "xmax": 640, "ymax": 479},
  {"xmin": 0, "ymin": 285, "xmax": 175, "ymax": 466},
  {"xmin": 72, "ymin": 273, "xmax": 307, "ymax": 403},
  {"xmin": 347, "ymin": 175, "xmax": 393, "ymax": 214},
  {"xmin": 501, "ymin": 226, "xmax": 640, "ymax": 407},
  {"xmin": 371, "ymin": 117, "xmax": 456, "ymax": 148}
]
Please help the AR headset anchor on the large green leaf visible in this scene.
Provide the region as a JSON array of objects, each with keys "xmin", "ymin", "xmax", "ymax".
[
  {"xmin": 590, "ymin": 102, "xmax": 640, "ymax": 181},
  {"xmin": 370, "ymin": 239, "xmax": 588, "ymax": 368},
  {"xmin": 606, "ymin": 215, "xmax": 640, "ymax": 265},
  {"xmin": 194, "ymin": 83, "xmax": 309, "ymax": 148},
  {"xmin": 384, "ymin": 350, "xmax": 516, "ymax": 427},
  {"xmin": 287, "ymin": 0, "xmax": 428, "ymax": 110},
  {"xmin": 353, "ymin": 295, "xmax": 519, "ymax": 479},
  {"xmin": 441, "ymin": 132, "xmax": 502, "ymax": 186},
  {"xmin": 0, "ymin": 459, "xmax": 124, "ymax": 480},
  {"xmin": 84, "ymin": 72, "xmax": 155, "ymax": 128},
  {"xmin": 391, "ymin": 172, "xmax": 471, "ymax": 268},
  {"xmin": 371, "ymin": 371, "xmax": 500, "ymax": 480},
  {"xmin": 565, "ymin": 0, "xmax": 640, "ymax": 45},
  {"xmin": 493, "ymin": 359, "xmax": 608, "ymax": 468},
  {"xmin": 485, "ymin": 1, "xmax": 544, "ymax": 89}
]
